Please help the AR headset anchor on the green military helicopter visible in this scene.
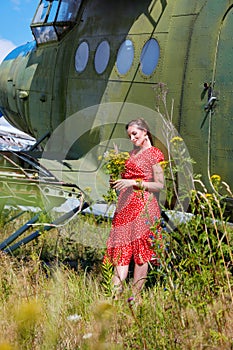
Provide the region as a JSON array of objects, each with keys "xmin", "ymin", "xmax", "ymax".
[{"xmin": 0, "ymin": 0, "xmax": 232, "ymax": 250}]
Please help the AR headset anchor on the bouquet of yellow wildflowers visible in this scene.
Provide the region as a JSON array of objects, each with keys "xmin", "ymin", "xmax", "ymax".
[{"xmin": 99, "ymin": 145, "xmax": 130, "ymax": 203}]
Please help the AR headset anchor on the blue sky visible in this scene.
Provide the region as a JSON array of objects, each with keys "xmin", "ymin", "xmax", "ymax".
[{"xmin": 0, "ymin": 0, "xmax": 38, "ymax": 62}]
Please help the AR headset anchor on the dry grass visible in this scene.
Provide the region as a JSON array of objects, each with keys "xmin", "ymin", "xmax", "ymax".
[
  {"xmin": 0, "ymin": 202, "xmax": 233, "ymax": 350},
  {"xmin": 0, "ymin": 249, "xmax": 232, "ymax": 350}
]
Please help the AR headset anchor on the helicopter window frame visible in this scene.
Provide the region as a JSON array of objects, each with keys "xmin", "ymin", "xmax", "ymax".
[
  {"xmin": 32, "ymin": 0, "xmax": 51, "ymax": 24},
  {"xmin": 47, "ymin": 0, "xmax": 60, "ymax": 23},
  {"xmin": 56, "ymin": 0, "xmax": 82, "ymax": 22},
  {"xmin": 75, "ymin": 41, "xmax": 90, "ymax": 73},
  {"xmin": 31, "ymin": 0, "xmax": 84, "ymax": 45},
  {"xmin": 94, "ymin": 40, "xmax": 111, "ymax": 75},
  {"xmin": 116, "ymin": 39, "xmax": 135, "ymax": 75},
  {"xmin": 31, "ymin": 26, "xmax": 57, "ymax": 45}
]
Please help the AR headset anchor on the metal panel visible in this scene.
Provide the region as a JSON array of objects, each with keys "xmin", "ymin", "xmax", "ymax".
[{"xmin": 211, "ymin": 6, "xmax": 233, "ymax": 185}]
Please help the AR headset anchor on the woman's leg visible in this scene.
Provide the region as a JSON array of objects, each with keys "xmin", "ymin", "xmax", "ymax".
[
  {"xmin": 112, "ymin": 265, "xmax": 129, "ymax": 286},
  {"xmin": 111, "ymin": 265, "xmax": 129, "ymax": 297},
  {"xmin": 132, "ymin": 262, "xmax": 148, "ymax": 294}
]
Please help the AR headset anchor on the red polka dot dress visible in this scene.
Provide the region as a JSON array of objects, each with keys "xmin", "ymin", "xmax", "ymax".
[{"xmin": 106, "ymin": 147, "xmax": 164, "ymax": 266}]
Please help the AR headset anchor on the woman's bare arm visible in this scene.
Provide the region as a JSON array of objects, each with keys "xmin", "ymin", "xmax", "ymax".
[
  {"xmin": 112, "ymin": 163, "xmax": 164, "ymax": 192},
  {"xmin": 141, "ymin": 163, "xmax": 164, "ymax": 192}
]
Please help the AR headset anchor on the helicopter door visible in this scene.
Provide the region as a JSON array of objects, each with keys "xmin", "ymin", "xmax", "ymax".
[{"xmin": 210, "ymin": 7, "xmax": 233, "ymax": 187}]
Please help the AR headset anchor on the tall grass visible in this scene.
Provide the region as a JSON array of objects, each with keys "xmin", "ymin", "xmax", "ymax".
[
  {"xmin": 0, "ymin": 173, "xmax": 232, "ymax": 350},
  {"xmin": 0, "ymin": 233, "xmax": 232, "ymax": 350}
]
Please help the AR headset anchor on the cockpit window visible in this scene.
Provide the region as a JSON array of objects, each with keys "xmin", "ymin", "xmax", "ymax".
[
  {"xmin": 32, "ymin": 26, "xmax": 57, "ymax": 45},
  {"xmin": 31, "ymin": 0, "xmax": 83, "ymax": 45},
  {"xmin": 33, "ymin": 0, "xmax": 50, "ymax": 23},
  {"xmin": 47, "ymin": 1, "xmax": 60, "ymax": 22},
  {"xmin": 57, "ymin": 0, "xmax": 79, "ymax": 22}
]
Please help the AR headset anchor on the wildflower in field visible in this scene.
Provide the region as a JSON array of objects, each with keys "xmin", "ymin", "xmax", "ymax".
[
  {"xmin": 159, "ymin": 160, "xmax": 169, "ymax": 169},
  {"xmin": 127, "ymin": 296, "xmax": 135, "ymax": 306},
  {"xmin": 210, "ymin": 174, "xmax": 221, "ymax": 182},
  {"xmin": 202, "ymin": 193, "xmax": 215, "ymax": 207},
  {"xmin": 170, "ymin": 136, "xmax": 183, "ymax": 143},
  {"xmin": 210, "ymin": 174, "xmax": 221, "ymax": 190},
  {"xmin": 190, "ymin": 189, "xmax": 197, "ymax": 195},
  {"xmin": 101, "ymin": 147, "xmax": 130, "ymax": 180},
  {"xmin": 83, "ymin": 333, "xmax": 93, "ymax": 339},
  {"xmin": 101, "ymin": 145, "xmax": 130, "ymax": 203},
  {"xmin": 67, "ymin": 314, "xmax": 82, "ymax": 321}
]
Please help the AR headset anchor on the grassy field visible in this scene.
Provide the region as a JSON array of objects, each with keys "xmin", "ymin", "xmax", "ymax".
[{"xmin": 0, "ymin": 197, "xmax": 232, "ymax": 350}]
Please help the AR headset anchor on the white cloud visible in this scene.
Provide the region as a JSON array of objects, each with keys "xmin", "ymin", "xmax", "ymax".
[{"xmin": 0, "ymin": 39, "xmax": 16, "ymax": 63}]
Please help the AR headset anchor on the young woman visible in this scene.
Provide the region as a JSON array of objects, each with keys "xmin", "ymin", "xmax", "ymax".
[{"xmin": 106, "ymin": 118, "xmax": 165, "ymax": 296}]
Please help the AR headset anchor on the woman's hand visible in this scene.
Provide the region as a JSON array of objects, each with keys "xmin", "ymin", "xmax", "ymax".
[{"xmin": 111, "ymin": 179, "xmax": 135, "ymax": 191}]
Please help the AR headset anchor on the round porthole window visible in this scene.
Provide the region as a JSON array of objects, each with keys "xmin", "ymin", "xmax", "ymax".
[
  {"xmin": 116, "ymin": 39, "xmax": 134, "ymax": 75},
  {"xmin": 94, "ymin": 40, "xmax": 110, "ymax": 74},
  {"xmin": 75, "ymin": 41, "xmax": 89, "ymax": 73},
  {"xmin": 140, "ymin": 39, "xmax": 160, "ymax": 76}
]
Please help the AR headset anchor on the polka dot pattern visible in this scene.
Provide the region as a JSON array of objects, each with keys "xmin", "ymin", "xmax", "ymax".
[{"xmin": 106, "ymin": 147, "xmax": 164, "ymax": 266}]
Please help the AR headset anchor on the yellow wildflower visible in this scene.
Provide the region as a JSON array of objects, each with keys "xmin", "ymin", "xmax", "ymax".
[
  {"xmin": 101, "ymin": 147, "xmax": 130, "ymax": 203},
  {"xmin": 210, "ymin": 174, "xmax": 221, "ymax": 190},
  {"xmin": 159, "ymin": 160, "xmax": 169, "ymax": 169},
  {"xmin": 101, "ymin": 148, "xmax": 130, "ymax": 180},
  {"xmin": 170, "ymin": 136, "xmax": 183, "ymax": 143},
  {"xmin": 210, "ymin": 174, "xmax": 221, "ymax": 182},
  {"xmin": 205, "ymin": 193, "xmax": 213, "ymax": 200}
]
